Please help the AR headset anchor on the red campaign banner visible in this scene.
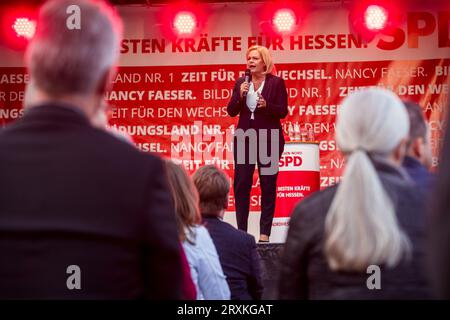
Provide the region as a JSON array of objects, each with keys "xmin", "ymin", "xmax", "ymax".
[
  {"xmin": 107, "ymin": 59, "xmax": 448, "ymax": 212},
  {"xmin": 276, "ymin": 171, "xmax": 320, "ymax": 217},
  {"xmin": 0, "ymin": 67, "xmax": 27, "ymax": 127},
  {"xmin": 0, "ymin": 58, "xmax": 449, "ymax": 213}
]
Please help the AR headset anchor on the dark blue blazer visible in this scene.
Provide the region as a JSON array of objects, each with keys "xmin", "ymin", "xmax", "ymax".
[
  {"xmin": 402, "ymin": 156, "xmax": 434, "ymax": 191},
  {"xmin": 202, "ymin": 215, "xmax": 264, "ymax": 300},
  {"xmin": 227, "ymin": 73, "xmax": 288, "ymax": 131}
]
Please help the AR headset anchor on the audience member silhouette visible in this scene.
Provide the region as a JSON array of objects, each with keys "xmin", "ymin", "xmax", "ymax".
[
  {"xmin": 278, "ymin": 88, "xmax": 431, "ymax": 299},
  {"xmin": 193, "ymin": 165, "xmax": 264, "ymax": 300},
  {"xmin": 0, "ymin": 0, "xmax": 182, "ymax": 299},
  {"xmin": 165, "ymin": 161, "xmax": 230, "ymax": 300},
  {"xmin": 402, "ymin": 101, "xmax": 433, "ymax": 190},
  {"xmin": 428, "ymin": 99, "xmax": 450, "ymax": 299}
]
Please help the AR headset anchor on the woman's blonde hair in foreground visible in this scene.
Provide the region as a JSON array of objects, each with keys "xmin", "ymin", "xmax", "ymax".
[{"xmin": 325, "ymin": 87, "xmax": 412, "ymax": 272}]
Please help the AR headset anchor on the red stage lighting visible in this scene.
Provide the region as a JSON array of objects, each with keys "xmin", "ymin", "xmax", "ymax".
[
  {"xmin": 0, "ymin": 6, "xmax": 37, "ymax": 50},
  {"xmin": 364, "ymin": 5, "xmax": 388, "ymax": 31},
  {"xmin": 159, "ymin": 1, "xmax": 207, "ymax": 39},
  {"xmin": 12, "ymin": 17, "xmax": 36, "ymax": 39},
  {"xmin": 272, "ymin": 9, "xmax": 296, "ymax": 33},
  {"xmin": 258, "ymin": 1, "xmax": 308, "ymax": 36},
  {"xmin": 173, "ymin": 12, "xmax": 197, "ymax": 35},
  {"xmin": 349, "ymin": 0, "xmax": 403, "ymax": 42}
]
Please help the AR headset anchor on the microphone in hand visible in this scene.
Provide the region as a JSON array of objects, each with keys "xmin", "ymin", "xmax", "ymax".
[{"xmin": 243, "ymin": 69, "xmax": 251, "ymax": 98}]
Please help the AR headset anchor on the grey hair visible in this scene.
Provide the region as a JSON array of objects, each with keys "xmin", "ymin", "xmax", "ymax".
[
  {"xmin": 325, "ymin": 87, "xmax": 412, "ymax": 272},
  {"xmin": 26, "ymin": 0, "xmax": 123, "ymax": 96}
]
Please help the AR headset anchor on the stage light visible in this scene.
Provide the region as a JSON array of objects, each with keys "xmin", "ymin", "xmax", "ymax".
[
  {"xmin": 364, "ymin": 5, "xmax": 388, "ymax": 31},
  {"xmin": 258, "ymin": 2, "xmax": 307, "ymax": 36},
  {"xmin": 12, "ymin": 17, "xmax": 36, "ymax": 39},
  {"xmin": 173, "ymin": 12, "xmax": 197, "ymax": 35},
  {"xmin": 273, "ymin": 9, "xmax": 296, "ymax": 33},
  {"xmin": 349, "ymin": 1, "xmax": 402, "ymax": 43},
  {"xmin": 159, "ymin": 1, "xmax": 207, "ymax": 39},
  {"xmin": 0, "ymin": 7, "xmax": 37, "ymax": 50}
]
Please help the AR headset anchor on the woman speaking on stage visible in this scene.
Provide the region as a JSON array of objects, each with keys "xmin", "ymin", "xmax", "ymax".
[{"xmin": 227, "ymin": 45, "xmax": 288, "ymax": 243}]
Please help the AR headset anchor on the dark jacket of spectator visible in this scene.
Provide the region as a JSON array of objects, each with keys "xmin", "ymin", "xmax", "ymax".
[
  {"xmin": 0, "ymin": 104, "xmax": 183, "ymax": 299},
  {"xmin": 278, "ymin": 160, "xmax": 432, "ymax": 299},
  {"xmin": 202, "ymin": 214, "xmax": 264, "ymax": 300},
  {"xmin": 428, "ymin": 101, "xmax": 450, "ymax": 299},
  {"xmin": 403, "ymin": 155, "xmax": 434, "ymax": 191}
]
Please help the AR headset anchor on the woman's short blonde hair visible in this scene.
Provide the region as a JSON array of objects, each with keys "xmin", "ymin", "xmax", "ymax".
[{"xmin": 246, "ymin": 45, "xmax": 275, "ymax": 75}]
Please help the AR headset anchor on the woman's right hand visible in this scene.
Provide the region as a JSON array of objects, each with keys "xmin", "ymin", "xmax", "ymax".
[{"xmin": 240, "ymin": 81, "xmax": 249, "ymax": 99}]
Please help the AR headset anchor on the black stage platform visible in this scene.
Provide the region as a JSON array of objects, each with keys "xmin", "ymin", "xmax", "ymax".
[{"xmin": 256, "ymin": 243, "xmax": 284, "ymax": 300}]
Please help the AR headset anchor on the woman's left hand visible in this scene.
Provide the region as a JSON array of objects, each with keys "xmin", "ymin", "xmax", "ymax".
[{"xmin": 257, "ymin": 93, "xmax": 266, "ymax": 108}]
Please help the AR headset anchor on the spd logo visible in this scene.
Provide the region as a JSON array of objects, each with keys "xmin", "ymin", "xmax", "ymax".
[{"xmin": 279, "ymin": 155, "xmax": 303, "ymax": 167}]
